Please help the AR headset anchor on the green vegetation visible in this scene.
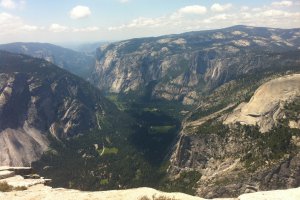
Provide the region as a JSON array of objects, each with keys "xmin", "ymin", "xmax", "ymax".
[
  {"xmin": 161, "ymin": 171, "xmax": 201, "ymax": 195},
  {"xmin": 108, "ymin": 90, "xmax": 193, "ymax": 121},
  {"xmin": 188, "ymin": 62, "xmax": 300, "ymax": 122},
  {"xmin": 283, "ymin": 99, "xmax": 300, "ymax": 123},
  {"xmin": 149, "ymin": 125, "xmax": 176, "ymax": 134},
  {"xmin": 0, "ymin": 182, "xmax": 12, "ymax": 192},
  {"xmin": 100, "ymin": 179, "xmax": 109, "ymax": 185},
  {"xmin": 27, "ymin": 49, "xmax": 300, "ymax": 196},
  {"xmin": 33, "ymin": 92, "xmax": 182, "ymax": 192},
  {"xmin": 106, "ymin": 94, "xmax": 127, "ymax": 111},
  {"xmin": 143, "ymin": 107, "xmax": 159, "ymax": 112},
  {"xmin": 240, "ymin": 124, "xmax": 299, "ymax": 172},
  {"xmin": 98, "ymin": 147, "xmax": 119, "ymax": 156},
  {"xmin": 195, "ymin": 120, "xmax": 229, "ymax": 137}
]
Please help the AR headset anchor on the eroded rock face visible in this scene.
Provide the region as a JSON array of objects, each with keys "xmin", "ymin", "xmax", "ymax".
[
  {"xmin": 224, "ymin": 74, "xmax": 300, "ymax": 132},
  {"xmin": 91, "ymin": 26, "xmax": 300, "ymax": 105},
  {"xmin": 169, "ymin": 74, "xmax": 300, "ymax": 198},
  {"xmin": 0, "ymin": 51, "xmax": 113, "ymax": 166}
]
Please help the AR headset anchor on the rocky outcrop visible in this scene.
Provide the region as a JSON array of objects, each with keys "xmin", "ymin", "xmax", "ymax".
[
  {"xmin": 0, "ymin": 51, "xmax": 117, "ymax": 166},
  {"xmin": 224, "ymin": 74, "xmax": 300, "ymax": 132},
  {"xmin": 169, "ymin": 74, "xmax": 300, "ymax": 198},
  {"xmin": 1, "ymin": 168, "xmax": 300, "ymax": 200},
  {"xmin": 2, "ymin": 185, "xmax": 299, "ymax": 200},
  {"xmin": 91, "ymin": 25, "xmax": 300, "ymax": 104}
]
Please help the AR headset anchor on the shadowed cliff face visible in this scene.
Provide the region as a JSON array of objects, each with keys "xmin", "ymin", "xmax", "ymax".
[
  {"xmin": 0, "ymin": 51, "xmax": 117, "ymax": 166},
  {"xmin": 91, "ymin": 26, "xmax": 300, "ymax": 105}
]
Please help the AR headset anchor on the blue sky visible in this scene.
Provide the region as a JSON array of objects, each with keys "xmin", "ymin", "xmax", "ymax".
[{"xmin": 0, "ymin": 0, "xmax": 299, "ymax": 44}]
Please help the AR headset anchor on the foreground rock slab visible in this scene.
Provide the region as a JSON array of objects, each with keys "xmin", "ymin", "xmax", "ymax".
[
  {"xmin": 1, "ymin": 183, "xmax": 300, "ymax": 200},
  {"xmin": 239, "ymin": 187, "xmax": 300, "ymax": 200},
  {"xmin": 0, "ymin": 185, "xmax": 210, "ymax": 200},
  {"xmin": 0, "ymin": 168, "xmax": 299, "ymax": 200}
]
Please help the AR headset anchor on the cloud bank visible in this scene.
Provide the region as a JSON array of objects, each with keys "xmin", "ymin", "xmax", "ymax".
[{"xmin": 69, "ymin": 5, "xmax": 91, "ymax": 19}]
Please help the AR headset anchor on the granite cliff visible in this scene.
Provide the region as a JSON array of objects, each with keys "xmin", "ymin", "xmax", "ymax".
[
  {"xmin": 91, "ymin": 25, "xmax": 300, "ymax": 104},
  {"xmin": 170, "ymin": 74, "xmax": 300, "ymax": 198},
  {"xmin": 0, "ymin": 51, "xmax": 120, "ymax": 166}
]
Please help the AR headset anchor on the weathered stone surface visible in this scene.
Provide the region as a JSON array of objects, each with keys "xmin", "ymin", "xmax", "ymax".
[
  {"xmin": 91, "ymin": 26, "xmax": 300, "ymax": 105},
  {"xmin": 1, "ymin": 176, "xmax": 300, "ymax": 200},
  {"xmin": 1, "ymin": 168, "xmax": 299, "ymax": 200},
  {"xmin": 0, "ymin": 51, "xmax": 115, "ymax": 167},
  {"xmin": 169, "ymin": 74, "xmax": 300, "ymax": 198},
  {"xmin": 224, "ymin": 74, "xmax": 300, "ymax": 132},
  {"xmin": 0, "ymin": 170, "xmax": 14, "ymax": 179}
]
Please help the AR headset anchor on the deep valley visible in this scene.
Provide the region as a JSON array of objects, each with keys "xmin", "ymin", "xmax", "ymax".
[{"xmin": 0, "ymin": 25, "xmax": 300, "ymax": 199}]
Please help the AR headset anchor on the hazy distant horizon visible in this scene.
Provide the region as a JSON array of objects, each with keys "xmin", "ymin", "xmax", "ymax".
[{"xmin": 1, "ymin": 0, "xmax": 300, "ymax": 43}]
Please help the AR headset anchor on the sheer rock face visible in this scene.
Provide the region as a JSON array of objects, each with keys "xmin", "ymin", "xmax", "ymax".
[
  {"xmin": 0, "ymin": 51, "xmax": 112, "ymax": 167},
  {"xmin": 169, "ymin": 74, "xmax": 300, "ymax": 198},
  {"xmin": 224, "ymin": 74, "xmax": 300, "ymax": 132},
  {"xmin": 91, "ymin": 26, "xmax": 300, "ymax": 105}
]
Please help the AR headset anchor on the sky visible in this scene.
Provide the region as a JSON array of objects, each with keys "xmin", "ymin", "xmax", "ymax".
[{"xmin": 0, "ymin": 0, "xmax": 300, "ymax": 44}]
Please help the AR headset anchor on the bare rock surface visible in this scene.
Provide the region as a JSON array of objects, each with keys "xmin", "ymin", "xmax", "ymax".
[
  {"xmin": 238, "ymin": 187, "xmax": 300, "ymax": 200},
  {"xmin": 0, "ymin": 180, "xmax": 299, "ymax": 200},
  {"xmin": 169, "ymin": 74, "xmax": 300, "ymax": 198},
  {"xmin": 1, "ymin": 167, "xmax": 300, "ymax": 200},
  {"xmin": 0, "ymin": 170, "xmax": 14, "ymax": 179},
  {"xmin": 224, "ymin": 74, "xmax": 300, "ymax": 132},
  {"xmin": 0, "ymin": 185, "xmax": 209, "ymax": 200},
  {"xmin": 0, "ymin": 125, "xmax": 49, "ymax": 167},
  {"xmin": 0, "ymin": 51, "xmax": 116, "ymax": 166},
  {"xmin": 91, "ymin": 26, "xmax": 300, "ymax": 104}
]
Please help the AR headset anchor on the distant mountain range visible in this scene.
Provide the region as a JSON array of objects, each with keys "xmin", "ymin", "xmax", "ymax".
[
  {"xmin": 0, "ymin": 42, "xmax": 95, "ymax": 78},
  {"xmin": 91, "ymin": 25, "xmax": 300, "ymax": 104}
]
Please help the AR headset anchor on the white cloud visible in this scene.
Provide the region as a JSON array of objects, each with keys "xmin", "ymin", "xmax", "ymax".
[
  {"xmin": 211, "ymin": 3, "xmax": 233, "ymax": 12},
  {"xmin": 49, "ymin": 24, "xmax": 69, "ymax": 32},
  {"xmin": 261, "ymin": 9, "xmax": 291, "ymax": 17},
  {"xmin": 49, "ymin": 24, "xmax": 101, "ymax": 33},
  {"xmin": 69, "ymin": 5, "xmax": 91, "ymax": 19},
  {"xmin": 178, "ymin": 5, "xmax": 207, "ymax": 15},
  {"xmin": 0, "ymin": 0, "xmax": 25, "ymax": 10},
  {"xmin": 271, "ymin": 1, "xmax": 293, "ymax": 7},
  {"xmin": 203, "ymin": 14, "xmax": 235, "ymax": 24},
  {"xmin": 128, "ymin": 17, "xmax": 163, "ymax": 27},
  {"xmin": 119, "ymin": 0, "xmax": 129, "ymax": 3},
  {"xmin": 0, "ymin": 12, "xmax": 39, "ymax": 35},
  {"xmin": 108, "ymin": 2, "xmax": 300, "ymax": 38},
  {"xmin": 73, "ymin": 26, "xmax": 99, "ymax": 32},
  {"xmin": 241, "ymin": 6, "xmax": 249, "ymax": 11},
  {"xmin": 0, "ymin": 0, "xmax": 16, "ymax": 9},
  {"xmin": 109, "ymin": 16, "xmax": 166, "ymax": 31},
  {"xmin": 21, "ymin": 25, "xmax": 38, "ymax": 31},
  {"xmin": 2, "ymin": 1, "xmax": 300, "ymax": 43}
]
